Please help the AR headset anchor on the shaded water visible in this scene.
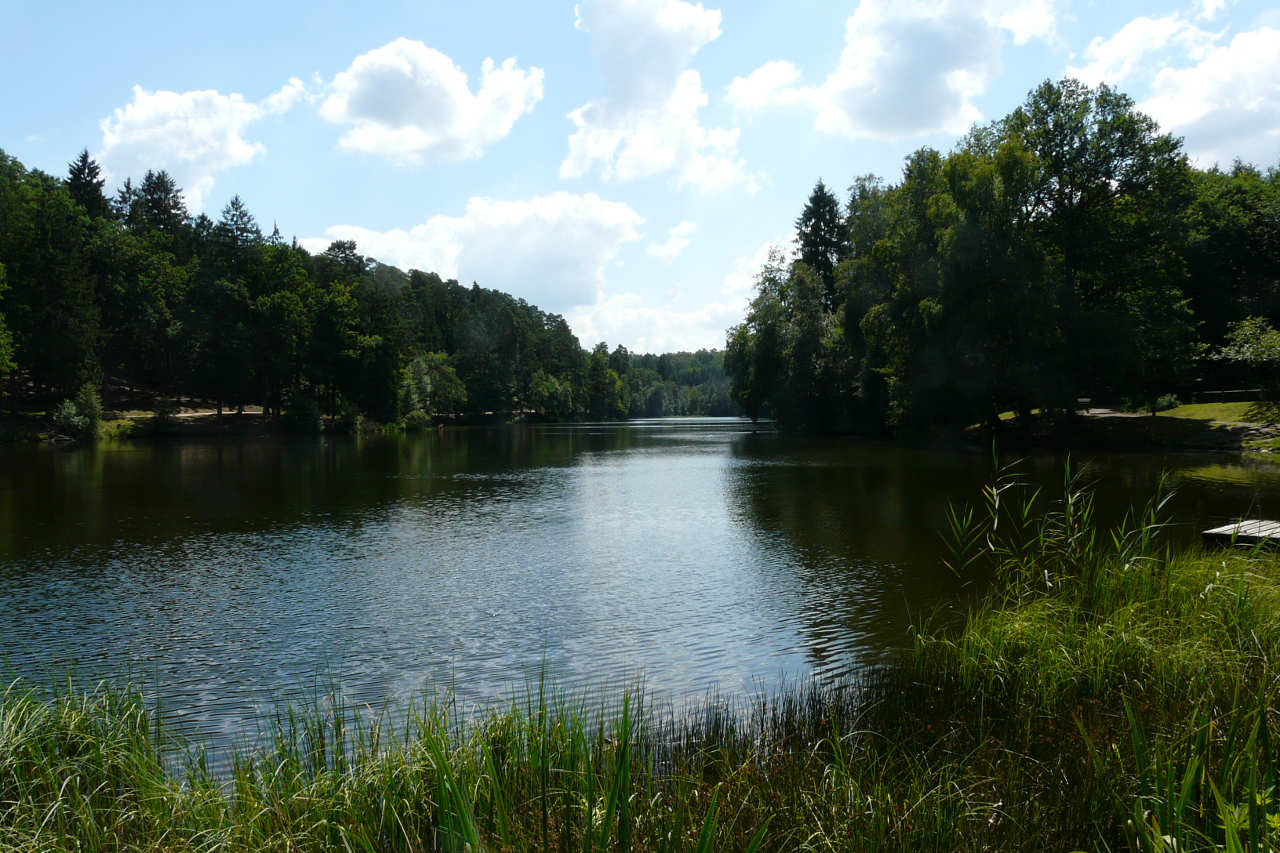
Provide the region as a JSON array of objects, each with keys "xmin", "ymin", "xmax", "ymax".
[{"xmin": 3, "ymin": 418, "xmax": 1280, "ymax": 752}]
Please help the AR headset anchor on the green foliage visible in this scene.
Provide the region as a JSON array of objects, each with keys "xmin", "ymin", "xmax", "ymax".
[
  {"xmin": 2, "ymin": 147, "xmax": 663, "ymax": 426},
  {"xmin": 66, "ymin": 149, "xmax": 109, "ymax": 220},
  {"xmin": 1219, "ymin": 315, "xmax": 1280, "ymax": 365},
  {"xmin": 50, "ymin": 399, "xmax": 88, "ymax": 438},
  {"xmin": 794, "ymin": 179, "xmax": 846, "ymax": 310},
  {"xmin": 1218, "ymin": 316, "xmax": 1280, "ymax": 398},
  {"xmin": 73, "ymin": 383, "xmax": 102, "ymax": 430},
  {"xmin": 587, "ymin": 341, "xmax": 630, "ymax": 419},
  {"xmin": 50, "ymin": 383, "xmax": 101, "ymax": 439},
  {"xmin": 0, "ymin": 151, "xmax": 100, "ymax": 397},
  {"xmin": 625, "ymin": 348, "xmax": 737, "ymax": 417},
  {"xmin": 726, "ymin": 77, "xmax": 1266, "ymax": 433},
  {"xmin": 526, "ymin": 368, "xmax": 578, "ymax": 419},
  {"xmin": 0, "ymin": 262, "xmax": 14, "ymax": 380},
  {"xmin": 401, "ymin": 352, "xmax": 466, "ymax": 416},
  {"xmin": 402, "ymin": 408, "xmax": 432, "ymax": 431}
]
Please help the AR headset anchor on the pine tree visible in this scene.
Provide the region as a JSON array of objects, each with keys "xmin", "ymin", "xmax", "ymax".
[
  {"xmin": 794, "ymin": 179, "xmax": 846, "ymax": 311},
  {"xmin": 66, "ymin": 149, "xmax": 109, "ymax": 219},
  {"xmin": 138, "ymin": 169, "xmax": 188, "ymax": 234},
  {"xmin": 217, "ymin": 195, "xmax": 261, "ymax": 251},
  {"xmin": 113, "ymin": 177, "xmax": 141, "ymax": 226}
]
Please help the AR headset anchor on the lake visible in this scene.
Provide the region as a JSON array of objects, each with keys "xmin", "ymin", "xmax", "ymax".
[{"xmin": 3, "ymin": 418, "xmax": 1280, "ymax": 754}]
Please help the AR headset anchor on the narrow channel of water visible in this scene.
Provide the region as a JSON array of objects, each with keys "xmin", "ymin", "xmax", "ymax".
[{"xmin": 3, "ymin": 419, "xmax": 1279, "ymax": 755}]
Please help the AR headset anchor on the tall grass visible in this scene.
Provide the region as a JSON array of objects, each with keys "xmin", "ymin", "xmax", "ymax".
[{"xmin": 6, "ymin": 463, "xmax": 1280, "ymax": 850}]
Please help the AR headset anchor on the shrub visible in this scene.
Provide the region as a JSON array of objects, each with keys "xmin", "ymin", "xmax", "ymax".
[
  {"xmin": 73, "ymin": 384, "xmax": 103, "ymax": 431},
  {"xmin": 51, "ymin": 399, "xmax": 89, "ymax": 438},
  {"xmin": 1154, "ymin": 393, "xmax": 1181, "ymax": 412},
  {"xmin": 403, "ymin": 409, "xmax": 431, "ymax": 431},
  {"xmin": 50, "ymin": 385, "xmax": 101, "ymax": 439}
]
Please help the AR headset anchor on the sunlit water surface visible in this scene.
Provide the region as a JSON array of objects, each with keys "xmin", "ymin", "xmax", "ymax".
[{"xmin": 4, "ymin": 418, "xmax": 1280, "ymax": 756}]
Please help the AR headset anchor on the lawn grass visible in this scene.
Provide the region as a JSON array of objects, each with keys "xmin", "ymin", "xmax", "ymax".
[
  {"xmin": 1159, "ymin": 401, "xmax": 1280, "ymax": 423},
  {"xmin": 5, "ymin": 468, "xmax": 1280, "ymax": 850}
]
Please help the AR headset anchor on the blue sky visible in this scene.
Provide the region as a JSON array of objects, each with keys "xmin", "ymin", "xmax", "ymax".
[{"xmin": 4, "ymin": 0, "xmax": 1278, "ymax": 353}]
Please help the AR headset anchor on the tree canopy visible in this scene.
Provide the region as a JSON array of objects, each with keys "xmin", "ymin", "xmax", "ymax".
[
  {"xmin": 0, "ymin": 149, "xmax": 734, "ymax": 425},
  {"xmin": 727, "ymin": 78, "xmax": 1280, "ymax": 431}
]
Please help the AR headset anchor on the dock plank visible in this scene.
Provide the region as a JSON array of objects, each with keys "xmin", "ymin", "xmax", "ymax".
[{"xmin": 1203, "ymin": 519, "xmax": 1280, "ymax": 545}]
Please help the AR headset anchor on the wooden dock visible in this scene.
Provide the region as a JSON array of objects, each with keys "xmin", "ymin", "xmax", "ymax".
[{"xmin": 1203, "ymin": 519, "xmax": 1280, "ymax": 546}]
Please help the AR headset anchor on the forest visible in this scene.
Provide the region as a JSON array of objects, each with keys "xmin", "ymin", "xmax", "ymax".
[
  {"xmin": 726, "ymin": 79, "xmax": 1280, "ymax": 432},
  {"xmin": 0, "ymin": 150, "xmax": 734, "ymax": 434}
]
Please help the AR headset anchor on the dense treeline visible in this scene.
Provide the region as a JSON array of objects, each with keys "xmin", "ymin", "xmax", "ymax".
[
  {"xmin": 628, "ymin": 348, "xmax": 736, "ymax": 417},
  {"xmin": 726, "ymin": 79, "xmax": 1280, "ymax": 431},
  {"xmin": 0, "ymin": 149, "xmax": 735, "ymax": 431}
]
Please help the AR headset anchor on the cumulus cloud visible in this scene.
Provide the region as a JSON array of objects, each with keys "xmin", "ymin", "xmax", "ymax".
[
  {"xmin": 1066, "ymin": 15, "xmax": 1218, "ymax": 86},
  {"xmin": 1196, "ymin": 0, "xmax": 1227, "ymax": 20},
  {"xmin": 979, "ymin": 0, "xmax": 1058, "ymax": 44},
  {"xmin": 98, "ymin": 78, "xmax": 305, "ymax": 210},
  {"xmin": 721, "ymin": 236, "xmax": 793, "ymax": 298},
  {"xmin": 577, "ymin": 0, "xmax": 721, "ymax": 103},
  {"xmin": 727, "ymin": 0, "xmax": 1059, "ymax": 140},
  {"xmin": 569, "ymin": 292, "xmax": 742, "ymax": 352},
  {"xmin": 646, "ymin": 221, "xmax": 696, "ymax": 263},
  {"xmin": 319, "ymin": 38, "xmax": 544, "ymax": 166},
  {"xmin": 561, "ymin": 0, "xmax": 754, "ymax": 192},
  {"xmin": 1140, "ymin": 27, "xmax": 1280, "ymax": 167},
  {"xmin": 301, "ymin": 193, "xmax": 643, "ymax": 312},
  {"xmin": 1060, "ymin": 9, "xmax": 1279, "ymax": 169},
  {"xmin": 571, "ymin": 234, "xmax": 792, "ymax": 351},
  {"xmin": 725, "ymin": 62, "xmax": 806, "ymax": 112}
]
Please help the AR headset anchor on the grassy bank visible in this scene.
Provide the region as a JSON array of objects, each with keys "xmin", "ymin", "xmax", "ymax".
[{"xmin": 5, "ymin": 472, "xmax": 1280, "ymax": 851}]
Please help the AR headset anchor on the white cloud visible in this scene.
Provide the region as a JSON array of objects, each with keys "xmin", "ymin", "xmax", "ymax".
[
  {"xmin": 1066, "ymin": 15, "xmax": 1218, "ymax": 86},
  {"xmin": 576, "ymin": 0, "xmax": 721, "ymax": 105},
  {"xmin": 646, "ymin": 221, "xmax": 696, "ymax": 263},
  {"xmin": 570, "ymin": 234, "xmax": 793, "ymax": 352},
  {"xmin": 979, "ymin": 0, "xmax": 1057, "ymax": 44},
  {"xmin": 320, "ymin": 38, "xmax": 544, "ymax": 166},
  {"xmin": 1061, "ymin": 10, "xmax": 1279, "ymax": 168},
  {"xmin": 562, "ymin": 0, "xmax": 754, "ymax": 192},
  {"xmin": 727, "ymin": 0, "xmax": 1060, "ymax": 140},
  {"xmin": 262, "ymin": 77, "xmax": 309, "ymax": 114},
  {"xmin": 721, "ymin": 236, "xmax": 793, "ymax": 298},
  {"xmin": 301, "ymin": 193, "xmax": 643, "ymax": 312},
  {"xmin": 1196, "ymin": 0, "xmax": 1227, "ymax": 21},
  {"xmin": 725, "ymin": 62, "xmax": 806, "ymax": 112},
  {"xmin": 1140, "ymin": 27, "xmax": 1280, "ymax": 167},
  {"xmin": 569, "ymin": 292, "xmax": 741, "ymax": 352},
  {"xmin": 98, "ymin": 78, "xmax": 305, "ymax": 210}
]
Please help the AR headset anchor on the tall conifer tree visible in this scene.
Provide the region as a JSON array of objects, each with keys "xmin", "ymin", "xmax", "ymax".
[
  {"xmin": 66, "ymin": 149, "xmax": 109, "ymax": 219},
  {"xmin": 794, "ymin": 179, "xmax": 846, "ymax": 311}
]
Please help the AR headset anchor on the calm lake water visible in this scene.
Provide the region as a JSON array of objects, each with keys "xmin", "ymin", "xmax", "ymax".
[{"xmin": 4, "ymin": 418, "xmax": 1280, "ymax": 752}]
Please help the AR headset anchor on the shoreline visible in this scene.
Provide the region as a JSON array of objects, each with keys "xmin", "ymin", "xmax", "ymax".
[{"xmin": 4, "ymin": 408, "xmax": 1279, "ymax": 465}]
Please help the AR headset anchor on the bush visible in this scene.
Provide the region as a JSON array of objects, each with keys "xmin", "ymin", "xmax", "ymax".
[
  {"xmin": 51, "ymin": 399, "xmax": 89, "ymax": 438},
  {"xmin": 1154, "ymin": 393, "xmax": 1181, "ymax": 411},
  {"xmin": 50, "ymin": 384, "xmax": 101, "ymax": 439},
  {"xmin": 74, "ymin": 384, "xmax": 103, "ymax": 431},
  {"xmin": 403, "ymin": 409, "xmax": 431, "ymax": 432},
  {"xmin": 281, "ymin": 393, "xmax": 323, "ymax": 434}
]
